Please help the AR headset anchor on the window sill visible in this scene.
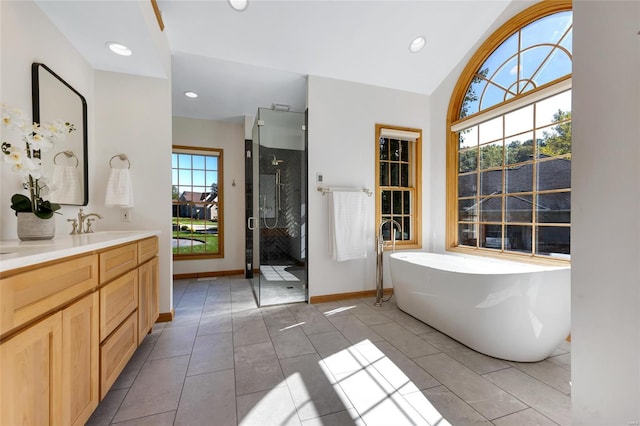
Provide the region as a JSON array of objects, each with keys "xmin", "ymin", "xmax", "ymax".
[
  {"xmin": 173, "ymin": 253, "xmax": 224, "ymax": 260},
  {"xmin": 383, "ymin": 243, "xmax": 422, "ymax": 251},
  {"xmin": 447, "ymin": 246, "xmax": 570, "ymax": 266}
]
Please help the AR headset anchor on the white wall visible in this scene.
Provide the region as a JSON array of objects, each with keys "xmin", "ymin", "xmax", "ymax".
[
  {"xmin": 571, "ymin": 1, "xmax": 640, "ymax": 423},
  {"xmin": 171, "ymin": 116, "xmax": 246, "ymax": 276},
  {"xmin": 0, "ymin": 0, "xmax": 95, "ymax": 240},
  {"xmin": 94, "ymin": 71, "xmax": 173, "ymax": 314},
  {"xmin": 307, "ymin": 75, "xmax": 429, "ymax": 298},
  {"xmin": 1, "ymin": 1, "xmax": 174, "ymax": 315}
]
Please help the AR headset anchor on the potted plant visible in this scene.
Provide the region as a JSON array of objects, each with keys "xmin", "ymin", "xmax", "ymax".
[{"xmin": 1, "ymin": 104, "xmax": 75, "ymax": 240}]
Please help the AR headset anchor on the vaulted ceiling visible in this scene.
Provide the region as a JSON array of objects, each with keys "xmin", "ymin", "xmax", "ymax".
[{"xmin": 35, "ymin": 0, "xmax": 532, "ymax": 122}]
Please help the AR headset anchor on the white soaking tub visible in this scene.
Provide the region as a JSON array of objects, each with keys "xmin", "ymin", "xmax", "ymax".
[{"xmin": 389, "ymin": 252, "xmax": 570, "ymax": 362}]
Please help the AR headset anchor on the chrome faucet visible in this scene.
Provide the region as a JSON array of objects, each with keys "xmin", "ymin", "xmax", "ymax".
[
  {"xmin": 69, "ymin": 208, "xmax": 103, "ymax": 234},
  {"xmin": 378, "ymin": 219, "xmax": 401, "ymax": 254},
  {"xmin": 375, "ymin": 219, "xmax": 401, "ymax": 307}
]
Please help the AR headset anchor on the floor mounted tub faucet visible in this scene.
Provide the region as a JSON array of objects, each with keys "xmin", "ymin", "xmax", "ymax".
[{"xmin": 375, "ymin": 218, "xmax": 401, "ymax": 307}]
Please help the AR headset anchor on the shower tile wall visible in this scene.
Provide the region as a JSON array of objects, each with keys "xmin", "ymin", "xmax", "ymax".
[{"xmin": 259, "ymin": 147, "xmax": 305, "ymax": 265}]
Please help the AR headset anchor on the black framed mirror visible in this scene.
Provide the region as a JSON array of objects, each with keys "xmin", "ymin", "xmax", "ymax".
[{"xmin": 32, "ymin": 62, "xmax": 88, "ymax": 205}]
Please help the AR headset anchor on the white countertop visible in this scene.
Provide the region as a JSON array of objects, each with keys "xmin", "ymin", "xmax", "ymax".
[{"xmin": 0, "ymin": 230, "xmax": 160, "ymax": 273}]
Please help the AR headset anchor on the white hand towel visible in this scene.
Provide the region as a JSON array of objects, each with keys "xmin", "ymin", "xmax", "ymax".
[
  {"xmin": 328, "ymin": 191, "xmax": 368, "ymax": 261},
  {"xmin": 105, "ymin": 168, "xmax": 134, "ymax": 207},
  {"xmin": 49, "ymin": 164, "xmax": 81, "ymax": 204}
]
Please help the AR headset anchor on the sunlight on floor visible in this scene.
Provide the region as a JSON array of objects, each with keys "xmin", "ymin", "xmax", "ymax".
[
  {"xmin": 240, "ymin": 338, "xmax": 449, "ymax": 426},
  {"xmin": 322, "ymin": 305, "xmax": 357, "ymax": 316}
]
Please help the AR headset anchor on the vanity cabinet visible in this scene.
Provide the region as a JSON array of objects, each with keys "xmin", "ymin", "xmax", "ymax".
[
  {"xmin": 1, "ymin": 291, "xmax": 99, "ymax": 426},
  {"xmin": 0, "ymin": 234, "xmax": 159, "ymax": 425}
]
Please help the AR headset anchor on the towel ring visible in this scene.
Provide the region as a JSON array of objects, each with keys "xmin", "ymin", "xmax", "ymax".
[
  {"xmin": 53, "ymin": 150, "xmax": 79, "ymax": 168},
  {"xmin": 109, "ymin": 153, "xmax": 131, "ymax": 169}
]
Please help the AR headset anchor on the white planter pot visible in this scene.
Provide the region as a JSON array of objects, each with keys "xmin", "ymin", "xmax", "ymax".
[{"xmin": 17, "ymin": 212, "xmax": 55, "ymax": 241}]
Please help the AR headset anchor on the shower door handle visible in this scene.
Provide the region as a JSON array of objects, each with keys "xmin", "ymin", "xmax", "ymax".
[{"xmin": 247, "ymin": 217, "xmax": 257, "ymax": 230}]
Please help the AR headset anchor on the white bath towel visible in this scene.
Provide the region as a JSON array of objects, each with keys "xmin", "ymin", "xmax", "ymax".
[
  {"xmin": 328, "ymin": 191, "xmax": 368, "ymax": 261},
  {"xmin": 105, "ymin": 168, "xmax": 134, "ymax": 207},
  {"xmin": 49, "ymin": 164, "xmax": 81, "ymax": 204}
]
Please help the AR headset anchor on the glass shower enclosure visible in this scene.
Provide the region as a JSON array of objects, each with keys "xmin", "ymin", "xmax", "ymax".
[{"xmin": 246, "ymin": 108, "xmax": 307, "ymax": 306}]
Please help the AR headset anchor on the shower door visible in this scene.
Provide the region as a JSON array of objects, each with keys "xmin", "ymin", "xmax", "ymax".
[{"xmin": 248, "ymin": 108, "xmax": 307, "ymax": 306}]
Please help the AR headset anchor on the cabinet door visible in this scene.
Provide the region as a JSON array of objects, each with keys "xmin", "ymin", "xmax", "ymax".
[
  {"xmin": 0, "ymin": 312, "xmax": 63, "ymax": 426},
  {"xmin": 149, "ymin": 256, "xmax": 159, "ymax": 328},
  {"xmin": 62, "ymin": 292, "xmax": 99, "ymax": 426},
  {"xmin": 137, "ymin": 257, "xmax": 159, "ymax": 344},
  {"xmin": 138, "ymin": 260, "xmax": 151, "ymax": 344}
]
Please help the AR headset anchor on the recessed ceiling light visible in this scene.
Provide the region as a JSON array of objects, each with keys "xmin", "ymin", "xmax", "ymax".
[
  {"xmin": 184, "ymin": 91, "xmax": 198, "ymax": 98},
  {"xmin": 106, "ymin": 42, "xmax": 132, "ymax": 56},
  {"xmin": 409, "ymin": 36, "xmax": 426, "ymax": 53},
  {"xmin": 228, "ymin": 0, "xmax": 248, "ymax": 11}
]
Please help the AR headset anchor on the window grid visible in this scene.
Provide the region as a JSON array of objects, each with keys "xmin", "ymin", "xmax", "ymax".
[
  {"xmin": 460, "ymin": 10, "xmax": 572, "ymax": 119},
  {"xmin": 456, "ymin": 90, "xmax": 571, "ymax": 257}
]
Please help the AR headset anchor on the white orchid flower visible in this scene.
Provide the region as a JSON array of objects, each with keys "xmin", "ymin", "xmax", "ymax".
[
  {"xmin": 1, "ymin": 104, "xmax": 26, "ymax": 130},
  {"xmin": 11, "ymin": 161, "xmax": 27, "ymax": 174},
  {"xmin": 2, "ymin": 104, "xmax": 74, "ymax": 216},
  {"xmin": 3, "ymin": 146, "xmax": 24, "ymax": 164},
  {"xmin": 26, "ymin": 129, "xmax": 54, "ymax": 152},
  {"xmin": 46, "ymin": 120, "xmax": 70, "ymax": 143}
]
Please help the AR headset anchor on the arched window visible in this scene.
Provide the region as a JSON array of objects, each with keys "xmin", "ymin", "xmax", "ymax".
[{"xmin": 446, "ymin": 1, "xmax": 572, "ymax": 262}]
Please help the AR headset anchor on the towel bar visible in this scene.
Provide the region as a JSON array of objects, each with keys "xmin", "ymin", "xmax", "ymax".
[{"xmin": 317, "ymin": 186, "xmax": 372, "ymax": 197}]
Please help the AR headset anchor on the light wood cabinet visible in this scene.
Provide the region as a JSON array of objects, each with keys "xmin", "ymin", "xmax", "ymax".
[
  {"xmin": 99, "ymin": 243, "xmax": 137, "ymax": 284},
  {"xmin": 0, "ymin": 292, "xmax": 99, "ymax": 426},
  {"xmin": 138, "ymin": 256, "xmax": 159, "ymax": 344},
  {"xmin": 62, "ymin": 292, "xmax": 99, "ymax": 426},
  {"xmin": 0, "ymin": 254, "xmax": 98, "ymax": 338},
  {"xmin": 0, "ymin": 235, "xmax": 159, "ymax": 424},
  {"xmin": 138, "ymin": 237, "xmax": 158, "ymax": 265},
  {"xmin": 100, "ymin": 311, "xmax": 137, "ymax": 399},
  {"xmin": 1, "ymin": 312, "xmax": 63, "ymax": 426},
  {"xmin": 99, "ymin": 269, "xmax": 138, "ymax": 341}
]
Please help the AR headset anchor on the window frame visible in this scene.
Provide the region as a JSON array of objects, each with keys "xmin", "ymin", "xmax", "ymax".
[
  {"xmin": 446, "ymin": 0, "xmax": 571, "ymax": 264},
  {"xmin": 375, "ymin": 123, "xmax": 422, "ymax": 250},
  {"xmin": 172, "ymin": 145, "xmax": 224, "ymax": 260}
]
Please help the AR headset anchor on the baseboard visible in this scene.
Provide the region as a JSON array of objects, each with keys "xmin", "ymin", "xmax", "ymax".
[
  {"xmin": 173, "ymin": 269, "xmax": 244, "ymax": 280},
  {"xmin": 309, "ymin": 288, "xmax": 393, "ymax": 304},
  {"xmin": 156, "ymin": 309, "xmax": 175, "ymax": 323}
]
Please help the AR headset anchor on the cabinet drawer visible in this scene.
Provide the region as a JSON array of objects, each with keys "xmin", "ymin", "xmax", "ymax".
[
  {"xmin": 0, "ymin": 254, "xmax": 98, "ymax": 338},
  {"xmin": 99, "ymin": 311, "xmax": 137, "ymax": 400},
  {"xmin": 138, "ymin": 237, "xmax": 158, "ymax": 265},
  {"xmin": 99, "ymin": 243, "xmax": 137, "ymax": 284},
  {"xmin": 99, "ymin": 270, "xmax": 138, "ymax": 341}
]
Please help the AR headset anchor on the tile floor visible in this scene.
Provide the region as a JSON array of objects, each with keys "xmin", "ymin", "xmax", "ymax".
[{"xmin": 87, "ymin": 275, "xmax": 572, "ymax": 426}]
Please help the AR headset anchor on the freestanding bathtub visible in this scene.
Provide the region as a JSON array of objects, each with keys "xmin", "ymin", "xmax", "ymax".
[{"xmin": 389, "ymin": 252, "xmax": 570, "ymax": 362}]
